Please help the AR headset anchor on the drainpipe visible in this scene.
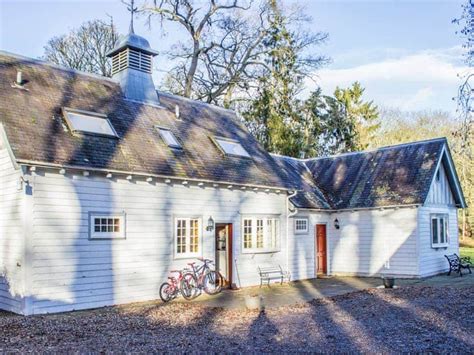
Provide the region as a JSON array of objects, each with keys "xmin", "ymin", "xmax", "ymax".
[{"xmin": 286, "ymin": 190, "xmax": 298, "ymax": 276}]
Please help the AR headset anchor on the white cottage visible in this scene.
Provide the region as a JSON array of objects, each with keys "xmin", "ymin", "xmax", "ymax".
[{"xmin": 0, "ymin": 30, "xmax": 466, "ymax": 315}]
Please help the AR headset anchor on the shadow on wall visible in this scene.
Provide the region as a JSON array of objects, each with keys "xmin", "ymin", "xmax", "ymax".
[{"xmin": 21, "ymin": 63, "xmax": 271, "ymax": 313}]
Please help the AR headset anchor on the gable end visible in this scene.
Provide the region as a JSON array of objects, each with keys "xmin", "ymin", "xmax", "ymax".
[{"xmin": 423, "ymin": 143, "xmax": 467, "ymax": 208}]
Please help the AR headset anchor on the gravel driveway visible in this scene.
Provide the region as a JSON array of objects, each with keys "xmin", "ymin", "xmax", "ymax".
[{"xmin": 0, "ymin": 286, "xmax": 472, "ymax": 353}]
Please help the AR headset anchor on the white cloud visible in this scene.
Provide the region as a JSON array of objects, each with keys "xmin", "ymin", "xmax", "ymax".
[{"xmin": 306, "ymin": 47, "xmax": 470, "ymax": 113}]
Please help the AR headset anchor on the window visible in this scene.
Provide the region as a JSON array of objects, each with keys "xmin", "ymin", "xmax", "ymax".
[
  {"xmin": 431, "ymin": 214, "xmax": 449, "ymax": 248},
  {"xmin": 242, "ymin": 216, "xmax": 280, "ymax": 253},
  {"xmin": 214, "ymin": 137, "xmax": 250, "ymax": 157},
  {"xmin": 63, "ymin": 108, "xmax": 117, "ymax": 137},
  {"xmin": 89, "ymin": 213, "xmax": 125, "ymax": 239},
  {"xmin": 294, "ymin": 218, "xmax": 309, "ymax": 234},
  {"xmin": 157, "ymin": 127, "xmax": 182, "ymax": 149},
  {"xmin": 175, "ymin": 218, "xmax": 201, "ymax": 257},
  {"xmin": 436, "ymin": 169, "xmax": 440, "ymax": 182}
]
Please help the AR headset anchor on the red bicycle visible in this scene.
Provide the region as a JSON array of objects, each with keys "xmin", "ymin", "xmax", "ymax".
[{"xmin": 159, "ymin": 269, "xmax": 195, "ymax": 302}]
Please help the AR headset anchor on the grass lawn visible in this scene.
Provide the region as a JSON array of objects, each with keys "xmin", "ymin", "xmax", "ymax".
[{"xmin": 460, "ymin": 247, "xmax": 474, "ymax": 260}]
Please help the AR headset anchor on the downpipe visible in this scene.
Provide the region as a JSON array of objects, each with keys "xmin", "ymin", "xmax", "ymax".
[{"xmin": 286, "ymin": 190, "xmax": 298, "ymax": 278}]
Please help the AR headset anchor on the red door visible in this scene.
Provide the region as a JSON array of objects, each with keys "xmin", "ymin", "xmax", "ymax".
[{"xmin": 316, "ymin": 224, "xmax": 327, "ymax": 274}]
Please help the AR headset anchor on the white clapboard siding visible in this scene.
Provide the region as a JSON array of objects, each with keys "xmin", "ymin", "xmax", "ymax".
[
  {"xmin": 0, "ymin": 148, "xmax": 25, "ymax": 314},
  {"xmin": 286, "ymin": 212, "xmax": 331, "ymax": 281},
  {"xmin": 425, "ymin": 163, "xmax": 455, "ymax": 206},
  {"xmin": 417, "ymin": 206, "xmax": 458, "ymax": 277},
  {"xmin": 328, "ymin": 208, "xmax": 419, "ymax": 277},
  {"xmin": 30, "ymin": 170, "xmax": 288, "ymax": 314}
]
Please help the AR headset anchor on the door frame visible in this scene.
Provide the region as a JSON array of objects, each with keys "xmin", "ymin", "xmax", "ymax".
[
  {"xmin": 315, "ymin": 223, "xmax": 328, "ymax": 276},
  {"xmin": 215, "ymin": 223, "xmax": 233, "ymax": 286}
]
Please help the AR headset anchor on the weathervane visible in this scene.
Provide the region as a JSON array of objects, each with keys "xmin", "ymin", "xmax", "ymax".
[{"xmin": 122, "ymin": 0, "xmax": 138, "ymax": 34}]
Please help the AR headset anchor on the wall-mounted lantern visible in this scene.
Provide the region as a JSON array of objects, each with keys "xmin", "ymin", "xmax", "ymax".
[
  {"xmin": 334, "ymin": 218, "xmax": 340, "ymax": 230},
  {"xmin": 206, "ymin": 216, "xmax": 215, "ymax": 232}
]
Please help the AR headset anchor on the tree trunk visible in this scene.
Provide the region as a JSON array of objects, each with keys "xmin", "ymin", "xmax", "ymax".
[
  {"xmin": 223, "ymin": 84, "xmax": 235, "ymax": 109},
  {"xmin": 184, "ymin": 40, "xmax": 200, "ymax": 98}
]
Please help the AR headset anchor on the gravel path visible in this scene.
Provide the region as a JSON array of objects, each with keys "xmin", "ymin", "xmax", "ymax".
[{"xmin": 0, "ymin": 286, "xmax": 473, "ymax": 353}]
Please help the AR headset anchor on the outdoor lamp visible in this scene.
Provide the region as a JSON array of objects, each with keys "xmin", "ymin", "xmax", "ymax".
[
  {"xmin": 334, "ymin": 218, "xmax": 340, "ymax": 230},
  {"xmin": 207, "ymin": 216, "xmax": 215, "ymax": 231}
]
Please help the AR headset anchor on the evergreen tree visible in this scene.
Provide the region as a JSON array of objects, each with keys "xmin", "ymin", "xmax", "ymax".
[
  {"xmin": 333, "ymin": 82, "xmax": 379, "ymax": 151},
  {"xmin": 243, "ymin": 0, "xmax": 304, "ymax": 156}
]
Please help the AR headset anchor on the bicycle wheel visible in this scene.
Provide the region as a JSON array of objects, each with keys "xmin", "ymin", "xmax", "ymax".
[
  {"xmin": 159, "ymin": 282, "xmax": 173, "ymax": 302},
  {"xmin": 180, "ymin": 273, "xmax": 198, "ymax": 300},
  {"xmin": 203, "ymin": 270, "xmax": 223, "ymax": 295}
]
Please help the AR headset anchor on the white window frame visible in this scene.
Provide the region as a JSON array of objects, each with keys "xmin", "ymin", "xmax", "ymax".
[
  {"xmin": 294, "ymin": 218, "xmax": 309, "ymax": 234},
  {"xmin": 63, "ymin": 108, "xmax": 118, "ymax": 138},
  {"xmin": 174, "ymin": 217, "xmax": 202, "ymax": 258},
  {"xmin": 89, "ymin": 212, "xmax": 126, "ymax": 240},
  {"xmin": 157, "ymin": 126, "xmax": 182, "ymax": 149},
  {"xmin": 430, "ymin": 213, "xmax": 449, "ymax": 248},
  {"xmin": 241, "ymin": 216, "xmax": 280, "ymax": 253},
  {"xmin": 213, "ymin": 137, "xmax": 251, "ymax": 158}
]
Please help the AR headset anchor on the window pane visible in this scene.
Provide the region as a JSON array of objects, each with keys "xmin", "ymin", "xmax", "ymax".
[
  {"xmin": 176, "ymin": 219, "xmax": 187, "ymax": 254},
  {"xmin": 66, "ymin": 111, "xmax": 116, "ymax": 137},
  {"xmin": 296, "ymin": 219, "xmax": 307, "ymax": 231},
  {"xmin": 243, "ymin": 219, "xmax": 252, "ymax": 249},
  {"xmin": 159, "ymin": 128, "xmax": 181, "ymax": 148},
  {"xmin": 432, "ymin": 218, "xmax": 438, "ymax": 244},
  {"xmin": 92, "ymin": 215, "xmax": 124, "ymax": 238},
  {"xmin": 256, "ymin": 219, "xmax": 264, "ymax": 248},
  {"xmin": 190, "ymin": 219, "xmax": 199, "ymax": 253},
  {"xmin": 215, "ymin": 138, "xmax": 250, "ymax": 157},
  {"xmin": 274, "ymin": 220, "xmax": 280, "ymax": 248},
  {"xmin": 440, "ymin": 218, "xmax": 446, "ymax": 244}
]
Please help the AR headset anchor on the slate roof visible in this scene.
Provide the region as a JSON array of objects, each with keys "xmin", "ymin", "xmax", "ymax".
[
  {"xmin": 0, "ymin": 52, "xmax": 297, "ymax": 190},
  {"xmin": 0, "ymin": 52, "xmax": 464, "ymax": 209},
  {"xmin": 273, "ymin": 138, "xmax": 465, "ymax": 210},
  {"xmin": 271, "ymin": 154, "xmax": 331, "ymax": 209}
]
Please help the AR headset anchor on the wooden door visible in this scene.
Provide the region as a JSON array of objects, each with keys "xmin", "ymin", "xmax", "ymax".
[
  {"xmin": 316, "ymin": 224, "xmax": 327, "ymax": 275},
  {"xmin": 215, "ymin": 223, "xmax": 233, "ymax": 286}
]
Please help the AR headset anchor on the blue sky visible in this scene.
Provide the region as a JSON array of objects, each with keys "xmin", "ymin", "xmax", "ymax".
[{"xmin": 0, "ymin": 0, "xmax": 468, "ymax": 113}]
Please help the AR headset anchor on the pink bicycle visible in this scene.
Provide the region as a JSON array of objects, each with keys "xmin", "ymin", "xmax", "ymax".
[{"xmin": 159, "ymin": 269, "xmax": 195, "ymax": 302}]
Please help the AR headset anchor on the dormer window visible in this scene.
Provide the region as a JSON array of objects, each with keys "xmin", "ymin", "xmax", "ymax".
[
  {"xmin": 63, "ymin": 108, "xmax": 117, "ymax": 138},
  {"xmin": 214, "ymin": 137, "xmax": 250, "ymax": 158},
  {"xmin": 157, "ymin": 127, "xmax": 182, "ymax": 149}
]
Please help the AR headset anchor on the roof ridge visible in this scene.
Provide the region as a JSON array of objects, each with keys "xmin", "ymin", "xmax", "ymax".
[
  {"xmin": 303, "ymin": 137, "xmax": 448, "ymax": 162},
  {"xmin": 158, "ymin": 91, "xmax": 236, "ymax": 115},
  {"xmin": 0, "ymin": 50, "xmax": 118, "ymax": 83}
]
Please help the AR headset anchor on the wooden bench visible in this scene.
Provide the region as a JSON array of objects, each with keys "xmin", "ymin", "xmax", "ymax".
[
  {"xmin": 258, "ymin": 265, "xmax": 290, "ymax": 287},
  {"xmin": 445, "ymin": 254, "xmax": 472, "ymax": 277}
]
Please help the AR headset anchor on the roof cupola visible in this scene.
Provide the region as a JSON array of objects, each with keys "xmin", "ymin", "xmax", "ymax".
[{"xmin": 106, "ymin": 0, "xmax": 159, "ymax": 105}]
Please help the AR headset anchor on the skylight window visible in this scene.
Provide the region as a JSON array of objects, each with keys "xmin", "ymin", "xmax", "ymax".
[
  {"xmin": 63, "ymin": 108, "xmax": 117, "ymax": 137},
  {"xmin": 157, "ymin": 127, "xmax": 182, "ymax": 149},
  {"xmin": 214, "ymin": 137, "xmax": 250, "ymax": 158}
]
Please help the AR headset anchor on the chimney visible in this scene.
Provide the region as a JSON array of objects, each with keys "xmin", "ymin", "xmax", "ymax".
[{"xmin": 106, "ymin": 32, "xmax": 159, "ymax": 105}]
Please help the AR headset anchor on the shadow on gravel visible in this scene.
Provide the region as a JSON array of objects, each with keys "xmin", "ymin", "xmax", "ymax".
[{"xmin": 0, "ymin": 287, "xmax": 472, "ymax": 353}]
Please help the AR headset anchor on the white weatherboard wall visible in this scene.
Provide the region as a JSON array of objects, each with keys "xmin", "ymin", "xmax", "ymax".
[
  {"xmin": 287, "ymin": 212, "xmax": 331, "ymax": 281},
  {"xmin": 328, "ymin": 208, "xmax": 419, "ymax": 277},
  {"xmin": 419, "ymin": 163, "xmax": 459, "ymax": 277},
  {"xmin": 29, "ymin": 169, "xmax": 287, "ymax": 314},
  {"xmin": 0, "ymin": 147, "xmax": 25, "ymax": 314},
  {"xmin": 425, "ymin": 163, "xmax": 455, "ymax": 206}
]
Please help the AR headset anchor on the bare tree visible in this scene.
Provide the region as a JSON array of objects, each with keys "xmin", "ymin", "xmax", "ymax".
[
  {"xmin": 453, "ymin": 0, "xmax": 474, "ymax": 239},
  {"xmin": 43, "ymin": 18, "xmax": 119, "ymax": 77},
  {"xmin": 145, "ymin": 0, "xmax": 251, "ymax": 98},
  {"xmin": 144, "ymin": 0, "xmax": 327, "ymax": 105}
]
